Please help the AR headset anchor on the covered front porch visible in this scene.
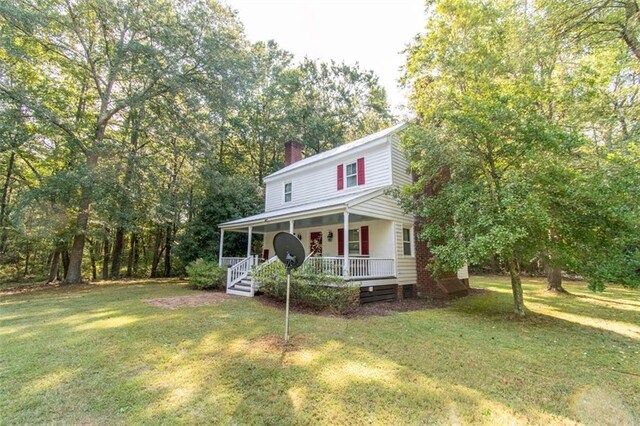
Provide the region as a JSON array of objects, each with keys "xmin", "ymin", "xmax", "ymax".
[{"xmin": 219, "ymin": 210, "xmax": 397, "ymax": 282}]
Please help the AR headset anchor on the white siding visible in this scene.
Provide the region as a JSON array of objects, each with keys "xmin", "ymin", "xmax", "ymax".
[
  {"xmin": 261, "ymin": 219, "xmax": 415, "ymax": 286},
  {"xmin": 264, "ymin": 141, "xmax": 392, "ymax": 212},
  {"xmin": 391, "ymin": 134, "xmax": 413, "ymax": 187},
  {"xmin": 350, "ymin": 193, "xmax": 412, "ymax": 222},
  {"xmin": 262, "ymin": 219, "xmax": 394, "ymax": 259},
  {"xmin": 394, "ymin": 222, "xmax": 417, "ymax": 285}
]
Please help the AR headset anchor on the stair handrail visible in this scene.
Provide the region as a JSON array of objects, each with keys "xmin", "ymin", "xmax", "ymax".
[
  {"xmin": 226, "ymin": 256, "xmax": 255, "ymax": 289},
  {"xmin": 251, "ymin": 255, "xmax": 279, "ymax": 281}
]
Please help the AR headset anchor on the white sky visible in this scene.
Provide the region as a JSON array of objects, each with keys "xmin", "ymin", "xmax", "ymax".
[{"xmin": 223, "ymin": 0, "xmax": 427, "ymax": 115}]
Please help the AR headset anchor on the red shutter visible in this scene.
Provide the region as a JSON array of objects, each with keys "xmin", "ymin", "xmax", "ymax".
[
  {"xmin": 361, "ymin": 226, "xmax": 369, "ymax": 255},
  {"xmin": 338, "ymin": 228, "xmax": 344, "ymax": 256},
  {"xmin": 262, "ymin": 249, "xmax": 269, "ymax": 260},
  {"xmin": 357, "ymin": 157, "xmax": 365, "ymax": 185},
  {"xmin": 337, "ymin": 164, "xmax": 344, "ymax": 190}
]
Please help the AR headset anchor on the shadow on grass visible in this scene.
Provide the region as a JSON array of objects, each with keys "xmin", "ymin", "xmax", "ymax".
[{"xmin": 1, "ymin": 278, "xmax": 638, "ymax": 424}]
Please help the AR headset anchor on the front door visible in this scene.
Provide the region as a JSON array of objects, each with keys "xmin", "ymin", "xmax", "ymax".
[{"xmin": 310, "ymin": 232, "xmax": 323, "ymax": 256}]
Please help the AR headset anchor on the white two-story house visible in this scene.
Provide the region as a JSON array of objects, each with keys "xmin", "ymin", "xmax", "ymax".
[{"xmin": 218, "ymin": 123, "xmax": 470, "ymax": 302}]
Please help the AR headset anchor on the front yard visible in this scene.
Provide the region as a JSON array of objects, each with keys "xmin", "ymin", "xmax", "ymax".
[{"xmin": 1, "ymin": 277, "xmax": 638, "ymax": 425}]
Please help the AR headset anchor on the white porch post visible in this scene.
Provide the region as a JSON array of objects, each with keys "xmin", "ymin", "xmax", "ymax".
[
  {"xmin": 247, "ymin": 226, "xmax": 252, "ymax": 258},
  {"xmin": 289, "ymin": 220, "xmax": 294, "ymax": 234},
  {"xmin": 343, "ymin": 211, "xmax": 349, "ymax": 278},
  {"xmin": 392, "ymin": 222, "xmax": 399, "ymax": 277},
  {"xmin": 218, "ymin": 229, "xmax": 225, "ymax": 266}
]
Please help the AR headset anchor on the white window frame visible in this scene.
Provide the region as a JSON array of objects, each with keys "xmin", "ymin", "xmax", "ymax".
[
  {"xmin": 402, "ymin": 227, "xmax": 413, "ymax": 256},
  {"xmin": 284, "ymin": 182, "xmax": 292, "ymax": 203},
  {"xmin": 345, "ymin": 161, "xmax": 358, "ymax": 188},
  {"xmin": 348, "ymin": 228, "xmax": 360, "ymax": 255}
]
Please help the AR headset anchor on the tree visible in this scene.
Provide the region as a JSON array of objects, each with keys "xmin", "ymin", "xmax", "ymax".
[
  {"xmin": 402, "ymin": 0, "xmax": 581, "ymax": 316},
  {"xmin": 291, "ymin": 59, "xmax": 393, "ymax": 155},
  {"xmin": 403, "ymin": 0, "xmax": 640, "ymax": 314},
  {"xmin": 543, "ymin": 0, "xmax": 640, "ymax": 61},
  {"xmin": 1, "ymin": 0, "xmax": 247, "ymax": 283},
  {"xmin": 175, "ymin": 168, "xmax": 262, "ymax": 265}
]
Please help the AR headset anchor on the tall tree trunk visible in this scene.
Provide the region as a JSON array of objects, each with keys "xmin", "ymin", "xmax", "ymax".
[
  {"xmin": 126, "ymin": 233, "xmax": 137, "ymax": 278},
  {"xmin": 88, "ymin": 239, "xmax": 98, "ymax": 281},
  {"xmin": 110, "ymin": 227, "xmax": 125, "ymax": 279},
  {"xmin": 62, "ymin": 249, "xmax": 70, "ymax": 279},
  {"xmin": 164, "ymin": 224, "xmax": 172, "ymax": 277},
  {"xmin": 0, "ymin": 152, "xmax": 15, "ymax": 257},
  {"xmin": 48, "ymin": 249, "xmax": 61, "ymax": 283},
  {"xmin": 150, "ymin": 226, "xmax": 164, "ymax": 278},
  {"xmin": 546, "ymin": 266, "xmax": 566, "ymax": 292},
  {"xmin": 507, "ymin": 257, "xmax": 526, "ymax": 317},
  {"xmin": 102, "ymin": 236, "xmax": 111, "ymax": 280},
  {"xmin": 23, "ymin": 241, "xmax": 30, "ymax": 276},
  {"xmin": 64, "ymin": 151, "xmax": 99, "ymax": 284},
  {"xmin": 133, "ymin": 234, "xmax": 140, "ymax": 276}
]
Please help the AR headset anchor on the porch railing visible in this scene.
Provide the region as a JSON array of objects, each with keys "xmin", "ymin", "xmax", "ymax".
[
  {"xmin": 226, "ymin": 256, "xmax": 257, "ymax": 288},
  {"xmin": 220, "ymin": 257, "xmax": 247, "ymax": 266},
  {"xmin": 305, "ymin": 257, "xmax": 395, "ymax": 280}
]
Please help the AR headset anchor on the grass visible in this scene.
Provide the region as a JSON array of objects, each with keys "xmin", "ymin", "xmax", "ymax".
[{"xmin": 0, "ymin": 276, "xmax": 638, "ymax": 425}]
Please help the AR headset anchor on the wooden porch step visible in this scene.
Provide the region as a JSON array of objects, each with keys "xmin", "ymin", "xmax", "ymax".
[{"xmin": 227, "ymin": 288, "xmax": 253, "ymax": 297}]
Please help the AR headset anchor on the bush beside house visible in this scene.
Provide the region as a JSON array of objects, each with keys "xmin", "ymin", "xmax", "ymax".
[
  {"xmin": 186, "ymin": 259, "xmax": 227, "ymax": 290},
  {"xmin": 254, "ymin": 262, "xmax": 359, "ymax": 314}
]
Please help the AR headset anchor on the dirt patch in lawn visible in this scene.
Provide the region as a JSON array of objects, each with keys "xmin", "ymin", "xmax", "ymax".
[{"xmin": 144, "ymin": 291, "xmax": 232, "ymax": 309}]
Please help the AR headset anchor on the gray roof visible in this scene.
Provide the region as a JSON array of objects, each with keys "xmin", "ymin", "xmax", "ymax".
[
  {"xmin": 219, "ymin": 187, "xmax": 385, "ymax": 229},
  {"xmin": 263, "ymin": 122, "xmax": 407, "ymax": 181}
]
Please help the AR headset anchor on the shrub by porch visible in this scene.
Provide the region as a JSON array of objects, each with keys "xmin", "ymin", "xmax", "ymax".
[
  {"xmin": 254, "ymin": 262, "xmax": 359, "ymax": 313},
  {"xmin": 186, "ymin": 259, "xmax": 227, "ymax": 290}
]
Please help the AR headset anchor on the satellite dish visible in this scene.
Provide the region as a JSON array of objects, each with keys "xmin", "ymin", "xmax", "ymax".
[
  {"xmin": 272, "ymin": 232, "xmax": 306, "ymax": 344},
  {"xmin": 273, "ymin": 232, "xmax": 306, "ymax": 272}
]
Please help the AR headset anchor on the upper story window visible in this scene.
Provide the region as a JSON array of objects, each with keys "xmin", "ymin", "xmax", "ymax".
[
  {"xmin": 284, "ymin": 182, "xmax": 292, "ymax": 202},
  {"xmin": 403, "ymin": 228, "xmax": 412, "ymax": 255},
  {"xmin": 346, "ymin": 162, "xmax": 358, "ymax": 188},
  {"xmin": 337, "ymin": 157, "xmax": 365, "ymax": 190}
]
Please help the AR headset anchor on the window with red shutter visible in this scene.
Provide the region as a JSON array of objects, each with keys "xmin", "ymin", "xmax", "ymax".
[
  {"xmin": 337, "ymin": 228, "xmax": 344, "ymax": 255},
  {"xmin": 337, "ymin": 164, "xmax": 344, "ymax": 190},
  {"xmin": 357, "ymin": 157, "xmax": 365, "ymax": 185},
  {"xmin": 360, "ymin": 226, "xmax": 369, "ymax": 255}
]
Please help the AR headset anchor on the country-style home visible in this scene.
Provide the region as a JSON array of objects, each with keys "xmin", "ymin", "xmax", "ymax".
[{"xmin": 218, "ymin": 123, "xmax": 470, "ymax": 302}]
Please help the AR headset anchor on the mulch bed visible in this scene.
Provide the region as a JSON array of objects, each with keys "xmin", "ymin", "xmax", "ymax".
[
  {"xmin": 256, "ymin": 295, "xmax": 448, "ymax": 317},
  {"xmin": 255, "ymin": 289, "xmax": 487, "ymax": 317},
  {"xmin": 143, "ymin": 291, "xmax": 232, "ymax": 309}
]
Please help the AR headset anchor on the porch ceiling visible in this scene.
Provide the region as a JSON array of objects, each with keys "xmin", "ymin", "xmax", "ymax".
[
  {"xmin": 246, "ymin": 212, "xmax": 374, "ymax": 233},
  {"xmin": 219, "ymin": 187, "xmax": 385, "ymax": 233}
]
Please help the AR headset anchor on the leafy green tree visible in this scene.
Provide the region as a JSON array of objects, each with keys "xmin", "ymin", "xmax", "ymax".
[
  {"xmin": 402, "ymin": 0, "xmax": 583, "ymax": 315},
  {"xmin": 292, "ymin": 59, "xmax": 393, "ymax": 155},
  {"xmin": 403, "ymin": 0, "xmax": 640, "ymax": 314},
  {"xmin": 175, "ymin": 169, "xmax": 262, "ymax": 265},
  {"xmin": 543, "ymin": 0, "xmax": 640, "ymax": 61},
  {"xmin": 1, "ymin": 0, "xmax": 247, "ymax": 283}
]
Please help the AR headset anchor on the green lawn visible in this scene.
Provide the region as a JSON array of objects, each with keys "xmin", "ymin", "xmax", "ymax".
[{"xmin": 1, "ymin": 277, "xmax": 638, "ymax": 425}]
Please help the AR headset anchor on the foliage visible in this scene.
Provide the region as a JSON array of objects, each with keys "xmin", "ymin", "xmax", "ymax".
[
  {"xmin": 185, "ymin": 258, "xmax": 227, "ymax": 290},
  {"xmin": 175, "ymin": 169, "xmax": 262, "ymax": 265},
  {"xmin": 402, "ymin": 0, "xmax": 640, "ymax": 313},
  {"xmin": 254, "ymin": 262, "xmax": 359, "ymax": 314},
  {"xmin": 542, "ymin": 0, "xmax": 640, "ymax": 62},
  {"xmin": 0, "ymin": 0, "xmax": 392, "ymax": 283}
]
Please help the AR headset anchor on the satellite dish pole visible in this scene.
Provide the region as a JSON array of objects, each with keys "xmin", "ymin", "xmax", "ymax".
[{"xmin": 273, "ymin": 232, "xmax": 305, "ymax": 343}]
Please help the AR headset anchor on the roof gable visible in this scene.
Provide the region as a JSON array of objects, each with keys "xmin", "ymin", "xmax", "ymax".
[{"xmin": 263, "ymin": 122, "xmax": 407, "ymax": 182}]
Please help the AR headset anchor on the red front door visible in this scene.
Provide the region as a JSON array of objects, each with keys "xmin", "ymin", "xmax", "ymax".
[{"xmin": 310, "ymin": 232, "xmax": 323, "ymax": 256}]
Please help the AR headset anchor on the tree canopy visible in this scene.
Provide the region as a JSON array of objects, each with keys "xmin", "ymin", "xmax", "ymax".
[
  {"xmin": 402, "ymin": 0, "xmax": 640, "ymax": 315},
  {"xmin": 0, "ymin": 0, "xmax": 393, "ymax": 283}
]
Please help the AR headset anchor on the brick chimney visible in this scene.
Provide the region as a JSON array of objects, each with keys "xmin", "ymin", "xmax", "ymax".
[{"xmin": 284, "ymin": 140, "xmax": 303, "ymax": 166}]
